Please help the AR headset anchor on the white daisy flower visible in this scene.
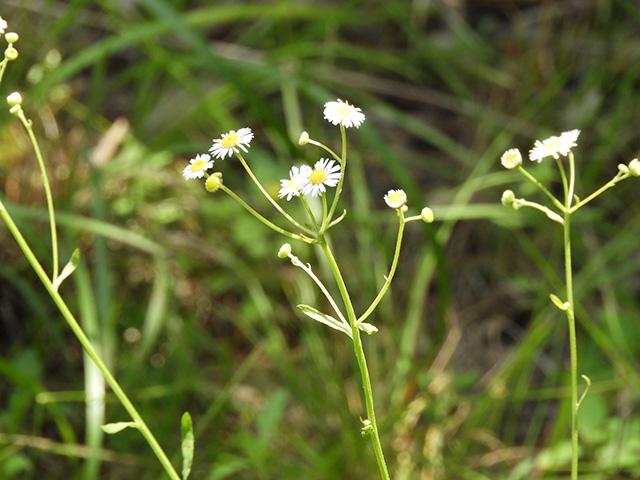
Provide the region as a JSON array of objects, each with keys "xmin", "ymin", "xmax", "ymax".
[
  {"xmin": 182, "ymin": 153, "xmax": 214, "ymax": 180},
  {"xmin": 529, "ymin": 129, "xmax": 580, "ymax": 163},
  {"xmin": 323, "ymin": 99, "xmax": 365, "ymax": 128},
  {"xmin": 278, "ymin": 165, "xmax": 312, "ymax": 201},
  {"xmin": 300, "ymin": 158, "xmax": 342, "ymax": 197},
  {"xmin": 384, "ymin": 189, "xmax": 407, "ymax": 209},
  {"xmin": 500, "ymin": 148, "xmax": 522, "ymax": 169},
  {"xmin": 0, "ymin": 17, "xmax": 7, "ymax": 35},
  {"xmin": 209, "ymin": 127, "xmax": 254, "ymax": 159}
]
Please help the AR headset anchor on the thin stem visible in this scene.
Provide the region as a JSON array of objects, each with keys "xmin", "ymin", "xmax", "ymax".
[
  {"xmin": 518, "ymin": 165, "xmax": 565, "ymax": 212},
  {"xmin": 14, "ymin": 107, "xmax": 59, "ymax": 280},
  {"xmin": 221, "ymin": 185, "xmax": 316, "ymax": 244},
  {"xmin": 0, "ymin": 58, "xmax": 8, "ymax": 85},
  {"xmin": 0, "ymin": 198, "xmax": 181, "ymax": 480},
  {"xmin": 324, "ymin": 125, "xmax": 347, "ymax": 230},
  {"xmin": 562, "ymin": 207, "xmax": 579, "ymax": 480},
  {"xmin": 287, "ymin": 253, "xmax": 348, "ymax": 326},
  {"xmin": 299, "ymin": 195, "xmax": 319, "ymax": 232},
  {"xmin": 318, "ymin": 235, "xmax": 390, "ymax": 480},
  {"xmin": 235, "ymin": 153, "xmax": 314, "ymax": 236},
  {"xmin": 570, "ymin": 171, "xmax": 629, "ymax": 213},
  {"xmin": 357, "ymin": 210, "xmax": 406, "ymax": 325},
  {"xmin": 306, "ymin": 138, "xmax": 342, "ymax": 163}
]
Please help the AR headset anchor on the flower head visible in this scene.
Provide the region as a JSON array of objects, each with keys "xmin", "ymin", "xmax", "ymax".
[
  {"xmin": 323, "ymin": 99, "xmax": 365, "ymax": 128},
  {"xmin": 501, "ymin": 148, "xmax": 522, "ymax": 169},
  {"xmin": 182, "ymin": 153, "xmax": 213, "ymax": 180},
  {"xmin": 421, "ymin": 207, "xmax": 434, "ymax": 223},
  {"xmin": 300, "ymin": 158, "xmax": 342, "ymax": 197},
  {"xmin": 629, "ymin": 158, "xmax": 640, "ymax": 177},
  {"xmin": 278, "ymin": 243, "xmax": 292, "ymax": 258},
  {"xmin": 209, "ymin": 127, "xmax": 254, "ymax": 159},
  {"xmin": 529, "ymin": 129, "xmax": 580, "ymax": 162},
  {"xmin": 0, "ymin": 17, "xmax": 7, "ymax": 35},
  {"xmin": 384, "ymin": 189, "xmax": 407, "ymax": 209},
  {"xmin": 278, "ymin": 165, "xmax": 312, "ymax": 201},
  {"xmin": 205, "ymin": 172, "xmax": 223, "ymax": 192},
  {"xmin": 298, "ymin": 131, "xmax": 309, "ymax": 145}
]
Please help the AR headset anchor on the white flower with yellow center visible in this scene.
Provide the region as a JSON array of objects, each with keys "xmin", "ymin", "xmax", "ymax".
[
  {"xmin": 323, "ymin": 99, "xmax": 365, "ymax": 128},
  {"xmin": 209, "ymin": 127, "xmax": 254, "ymax": 159},
  {"xmin": 500, "ymin": 148, "xmax": 522, "ymax": 169},
  {"xmin": 300, "ymin": 159, "xmax": 342, "ymax": 197},
  {"xmin": 278, "ymin": 165, "xmax": 312, "ymax": 201},
  {"xmin": 529, "ymin": 129, "xmax": 580, "ymax": 162},
  {"xmin": 0, "ymin": 17, "xmax": 7, "ymax": 35},
  {"xmin": 182, "ymin": 153, "xmax": 214, "ymax": 180},
  {"xmin": 384, "ymin": 189, "xmax": 407, "ymax": 209}
]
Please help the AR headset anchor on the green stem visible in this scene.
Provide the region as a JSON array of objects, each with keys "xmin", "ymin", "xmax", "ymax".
[
  {"xmin": 324, "ymin": 125, "xmax": 347, "ymax": 231},
  {"xmin": 562, "ymin": 207, "xmax": 579, "ymax": 480},
  {"xmin": 318, "ymin": 235, "xmax": 390, "ymax": 480},
  {"xmin": 14, "ymin": 107, "xmax": 59, "ymax": 280},
  {"xmin": 357, "ymin": 210, "xmax": 405, "ymax": 325},
  {"xmin": 235, "ymin": 153, "xmax": 314, "ymax": 236},
  {"xmin": 518, "ymin": 165, "xmax": 565, "ymax": 212},
  {"xmin": 0, "ymin": 198, "xmax": 180, "ymax": 480},
  {"xmin": 306, "ymin": 138, "xmax": 342, "ymax": 163},
  {"xmin": 570, "ymin": 171, "xmax": 629, "ymax": 213},
  {"xmin": 221, "ymin": 185, "xmax": 316, "ymax": 244}
]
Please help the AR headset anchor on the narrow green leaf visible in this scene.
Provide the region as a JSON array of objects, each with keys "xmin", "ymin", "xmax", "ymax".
[
  {"xmin": 181, "ymin": 412, "xmax": 195, "ymax": 480},
  {"xmin": 549, "ymin": 294, "xmax": 568, "ymax": 311},
  {"xmin": 100, "ymin": 421, "xmax": 138, "ymax": 434},
  {"xmin": 53, "ymin": 248, "xmax": 80, "ymax": 291},
  {"xmin": 358, "ymin": 322, "xmax": 378, "ymax": 335},
  {"xmin": 297, "ymin": 304, "xmax": 352, "ymax": 338}
]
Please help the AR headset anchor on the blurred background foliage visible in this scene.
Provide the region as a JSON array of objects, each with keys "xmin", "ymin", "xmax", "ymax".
[{"xmin": 1, "ymin": 0, "xmax": 640, "ymax": 478}]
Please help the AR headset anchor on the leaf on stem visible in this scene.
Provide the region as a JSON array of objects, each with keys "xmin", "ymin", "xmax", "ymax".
[
  {"xmin": 358, "ymin": 322, "xmax": 378, "ymax": 335},
  {"xmin": 100, "ymin": 421, "xmax": 139, "ymax": 434},
  {"xmin": 53, "ymin": 248, "xmax": 80, "ymax": 291},
  {"xmin": 181, "ymin": 412, "xmax": 195, "ymax": 480},
  {"xmin": 549, "ymin": 294, "xmax": 569, "ymax": 311},
  {"xmin": 297, "ymin": 304, "xmax": 352, "ymax": 338}
]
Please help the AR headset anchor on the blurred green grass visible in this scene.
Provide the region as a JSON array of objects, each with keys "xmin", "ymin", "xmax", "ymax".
[{"xmin": 1, "ymin": 0, "xmax": 640, "ymax": 478}]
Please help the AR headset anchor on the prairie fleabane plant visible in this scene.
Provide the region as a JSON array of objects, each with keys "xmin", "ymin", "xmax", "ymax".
[
  {"xmin": 184, "ymin": 99, "xmax": 434, "ymax": 479},
  {"xmin": 500, "ymin": 130, "xmax": 639, "ymax": 480},
  {"xmin": 0, "ymin": 17, "xmax": 192, "ymax": 480}
]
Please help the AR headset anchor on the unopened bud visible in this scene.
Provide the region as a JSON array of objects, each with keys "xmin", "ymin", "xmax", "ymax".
[
  {"xmin": 618, "ymin": 164, "xmax": 629, "ymax": 174},
  {"xmin": 629, "ymin": 158, "xmax": 640, "ymax": 177},
  {"xmin": 278, "ymin": 243, "xmax": 291, "ymax": 258},
  {"xmin": 298, "ymin": 131, "xmax": 309, "ymax": 145},
  {"xmin": 5, "ymin": 32, "xmax": 19, "ymax": 44},
  {"xmin": 4, "ymin": 46, "xmax": 18, "ymax": 61},
  {"xmin": 420, "ymin": 207, "xmax": 434, "ymax": 223},
  {"xmin": 501, "ymin": 189, "xmax": 515, "ymax": 206},
  {"xmin": 205, "ymin": 172, "xmax": 223, "ymax": 192},
  {"xmin": 7, "ymin": 92, "xmax": 22, "ymax": 107}
]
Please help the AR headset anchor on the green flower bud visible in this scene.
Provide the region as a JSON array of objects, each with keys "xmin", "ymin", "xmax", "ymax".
[
  {"xmin": 278, "ymin": 243, "xmax": 291, "ymax": 258},
  {"xmin": 501, "ymin": 189, "xmax": 515, "ymax": 206},
  {"xmin": 629, "ymin": 158, "xmax": 640, "ymax": 177},
  {"xmin": 618, "ymin": 164, "xmax": 629, "ymax": 174},
  {"xmin": 205, "ymin": 172, "xmax": 223, "ymax": 192},
  {"xmin": 420, "ymin": 207, "xmax": 434, "ymax": 223},
  {"xmin": 298, "ymin": 131, "xmax": 309, "ymax": 145},
  {"xmin": 7, "ymin": 91, "xmax": 22, "ymax": 107},
  {"xmin": 5, "ymin": 32, "xmax": 19, "ymax": 44},
  {"xmin": 4, "ymin": 46, "xmax": 18, "ymax": 61}
]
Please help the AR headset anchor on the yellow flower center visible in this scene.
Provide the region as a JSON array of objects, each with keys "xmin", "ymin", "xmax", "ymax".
[
  {"xmin": 336, "ymin": 102, "xmax": 354, "ymax": 117},
  {"xmin": 388, "ymin": 192, "xmax": 404, "ymax": 204},
  {"xmin": 309, "ymin": 169, "xmax": 327, "ymax": 184},
  {"xmin": 191, "ymin": 159, "xmax": 206, "ymax": 171},
  {"xmin": 545, "ymin": 139, "xmax": 561, "ymax": 151},
  {"xmin": 222, "ymin": 133, "xmax": 239, "ymax": 148}
]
